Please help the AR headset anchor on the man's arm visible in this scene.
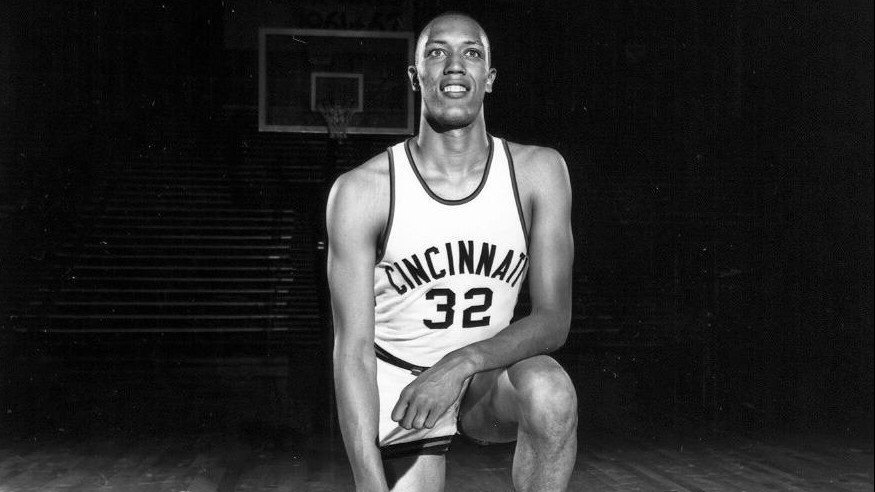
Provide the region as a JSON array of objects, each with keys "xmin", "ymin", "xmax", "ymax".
[
  {"xmin": 392, "ymin": 147, "xmax": 573, "ymax": 430},
  {"xmin": 326, "ymin": 165, "xmax": 389, "ymax": 491},
  {"xmin": 455, "ymin": 146, "xmax": 574, "ymax": 369}
]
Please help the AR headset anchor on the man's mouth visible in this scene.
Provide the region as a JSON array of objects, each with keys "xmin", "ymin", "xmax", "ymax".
[{"xmin": 442, "ymin": 84, "xmax": 468, "ymax": 93}]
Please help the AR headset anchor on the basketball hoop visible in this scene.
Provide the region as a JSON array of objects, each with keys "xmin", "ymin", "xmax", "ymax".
[{"xmin": 317, "ymin": 103, "xmax": 355, "ymax": 141}]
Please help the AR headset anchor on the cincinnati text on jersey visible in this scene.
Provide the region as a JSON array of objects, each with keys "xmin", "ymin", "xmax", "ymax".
[{"xmin": 381, "ymin": 240, "xmax": 529, "ymax": 294}]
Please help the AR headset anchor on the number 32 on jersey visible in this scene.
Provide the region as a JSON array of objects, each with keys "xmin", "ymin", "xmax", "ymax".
[{"xmin": 423, "ymin": 287, "xmax": 493, "ymax": 329}]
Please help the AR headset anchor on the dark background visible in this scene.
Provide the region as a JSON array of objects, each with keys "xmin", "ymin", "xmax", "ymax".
[{"xmin": 1, "ymin": 0, "xmax": 872, "ymax": 443}]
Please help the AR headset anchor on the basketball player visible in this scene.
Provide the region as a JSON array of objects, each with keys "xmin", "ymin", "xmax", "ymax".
[{"xmin": 327, "ymin": 12, "xmax": 576, "ymax": 492}]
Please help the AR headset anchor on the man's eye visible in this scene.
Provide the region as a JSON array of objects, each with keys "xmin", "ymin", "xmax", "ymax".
[
  {"xmin": 427, "ymin": 48, "xmax": 444, "ymax": 57},
  {"xmin": 466, "ymin": 50, "xmax": 482, "ymax": 58}
]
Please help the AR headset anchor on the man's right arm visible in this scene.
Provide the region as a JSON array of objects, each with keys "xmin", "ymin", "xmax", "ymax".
[{"xmin": 326, "ymin": 165, "xmax": 389, "ymax": 491}]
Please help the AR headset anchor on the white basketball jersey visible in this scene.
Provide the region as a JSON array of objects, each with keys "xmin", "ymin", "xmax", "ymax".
[{"xmin": 374, "ymin": 135, "xmax": 529, "ymax": 367}]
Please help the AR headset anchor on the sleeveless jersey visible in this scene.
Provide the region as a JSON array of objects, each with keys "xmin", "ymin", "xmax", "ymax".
[{"xmin": 374, "ymin": 135, "xmax": 529, "ymax": 367}]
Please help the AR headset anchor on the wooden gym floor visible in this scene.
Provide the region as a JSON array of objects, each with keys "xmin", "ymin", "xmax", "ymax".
[{"xmin": 0, "ymin": 426, "xmax": 871, "ymax": 491}]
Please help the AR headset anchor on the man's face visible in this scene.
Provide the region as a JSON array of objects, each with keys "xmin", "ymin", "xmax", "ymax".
[{"xmin": 409, "ymin": 15, "xmax": 497, "ymax": 129}]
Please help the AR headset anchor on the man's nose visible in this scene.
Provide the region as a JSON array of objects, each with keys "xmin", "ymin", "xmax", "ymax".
[{"xmin": 443, "ymin": 52, "xmax": 465, "ymax": 74}]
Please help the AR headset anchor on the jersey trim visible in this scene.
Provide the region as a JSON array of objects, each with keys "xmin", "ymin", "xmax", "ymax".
[
  {"xmin": 403, "ymin": 135, "xmax": 495, "ymax": 206},
  {"xmin": 375, "ymin": 343, "xmax": 429, "ymax": 375},
  {"xmin": 380, "ymin": 435, "xmax": 454, "ymax": 459},
  {"xmin": 503, "ymin": 139, "xmax": 529, "ymax": 250},
  {"xmin": 376, "ymin": 148, "xmax": 396, "ymax": 263}
]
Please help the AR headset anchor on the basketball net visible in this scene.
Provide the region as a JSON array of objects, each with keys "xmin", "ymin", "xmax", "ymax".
[{"xmin": 317, "ymin": 103, "xmax": 355, "ymax": 141}]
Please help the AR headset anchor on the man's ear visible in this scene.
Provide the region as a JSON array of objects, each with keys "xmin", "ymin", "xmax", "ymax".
[
  {"xmin": 485, "ymin": 67, "xmax": 497, "ymax": 93},
  {"xmin": 407, "ymin": 66, "xmax": 419, "ymax": 91}
]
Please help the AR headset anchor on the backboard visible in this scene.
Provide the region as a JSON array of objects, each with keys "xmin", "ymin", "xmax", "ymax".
[{"xmin": 258, "ymin": 28, "xmax": 414, "ymax": 135}]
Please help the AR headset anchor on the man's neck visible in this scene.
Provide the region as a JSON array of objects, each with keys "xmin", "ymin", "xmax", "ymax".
[{"xmin": 412, "ymin": 116, "xmax": 490, "ymax": 175}]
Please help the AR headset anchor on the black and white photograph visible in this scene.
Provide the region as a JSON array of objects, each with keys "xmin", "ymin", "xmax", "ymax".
[{"xmin": 0, "ymin": 1, "xmax": 872, "ymax": 490}]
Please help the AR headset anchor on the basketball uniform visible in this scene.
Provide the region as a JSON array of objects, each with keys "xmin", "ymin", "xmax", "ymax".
[{"xmin": 374, "ymin": 135, "xmax": 528, "ymax": 458}]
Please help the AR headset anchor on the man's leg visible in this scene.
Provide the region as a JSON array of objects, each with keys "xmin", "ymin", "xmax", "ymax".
[
  {"xmin": 383, "ymin": 454, "xmax": 446, "ymax": 492},
  {"xmin": 459, "ymin": 355, "xmax": 577, "ymax": 492}
]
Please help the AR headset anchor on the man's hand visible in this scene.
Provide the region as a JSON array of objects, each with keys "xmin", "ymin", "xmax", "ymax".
[{"xmin": 391, "ymin": 361, "xmax": 469, "ymax": 430}]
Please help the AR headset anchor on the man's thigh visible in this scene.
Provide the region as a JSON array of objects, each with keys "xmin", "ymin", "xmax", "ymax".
[
  {"xmin": 458, "ymin": 355, "xmax": 568, "ymax": 443},
  {"xmin": 383, "ymin": 454, "xmax": 446, "ymax": 492}
]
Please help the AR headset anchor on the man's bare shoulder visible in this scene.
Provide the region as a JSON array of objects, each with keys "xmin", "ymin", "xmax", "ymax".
[
  {"xmin": 504, "ymin": 141, "xmax": 569, "ymax": 193},
  {"xmin": 332, "ymin": 151, "xmax": 391, "ymax": 198},
  {"xmin": 327, "ymin": 151, "xmax": 391, "ymax": 235}
]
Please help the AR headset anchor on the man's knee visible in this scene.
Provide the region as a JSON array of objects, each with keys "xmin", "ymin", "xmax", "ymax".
[{"xmin": 508, "ymin": 356, "xmax": 578, "ymax": 434}]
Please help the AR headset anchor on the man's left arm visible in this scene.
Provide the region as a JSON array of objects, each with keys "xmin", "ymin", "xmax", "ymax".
[
  {"xmin": 392, "ymin": 148, "xmax": 573, "ymax": 430},
  {"xmin": 450, "ymin": 147, "xmax": 573, "ymax": 371}
]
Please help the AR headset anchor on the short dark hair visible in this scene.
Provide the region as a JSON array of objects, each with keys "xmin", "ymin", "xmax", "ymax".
[{"xmin": 414, "ymin": 11, "xmax": 491, "ymax": 64}]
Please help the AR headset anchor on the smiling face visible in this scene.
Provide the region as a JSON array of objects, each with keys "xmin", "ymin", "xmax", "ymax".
[{"xmin": 409, "ymin": 14, "xmax": 497, "ymax": 130}]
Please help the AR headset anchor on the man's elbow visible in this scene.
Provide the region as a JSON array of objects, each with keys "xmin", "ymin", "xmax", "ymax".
[
  {"xmin": 539, "ymin": 308, "xmax": 572, "ymax": 351},
  {"xmin": 333, "ymin": 339, "xmax": 375, "ymax": 370},
  {"xmin": 554, "ymin": 310, "xmax": 572, "ymax": 348}
]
